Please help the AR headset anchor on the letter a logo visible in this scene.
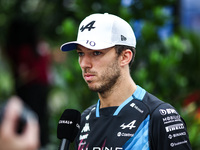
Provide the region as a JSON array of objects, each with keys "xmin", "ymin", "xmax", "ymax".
[
  {"xmin": 80, "ymin": 21, "xmax": 96, "ymax": 32},
  {"xmin": 120, "ymin": 120, "xmax": 136, "ymax": 130}
]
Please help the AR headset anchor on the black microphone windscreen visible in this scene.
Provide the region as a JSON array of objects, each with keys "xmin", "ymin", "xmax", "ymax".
[{"xmin": 57, "ymin": 109, "xmax": 81, "ymax": 142}]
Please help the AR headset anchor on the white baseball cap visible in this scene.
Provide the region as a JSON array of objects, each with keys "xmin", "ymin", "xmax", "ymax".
[{"xmin": 61, "ymin": 13, "xmax": 136, "ymax": 51}]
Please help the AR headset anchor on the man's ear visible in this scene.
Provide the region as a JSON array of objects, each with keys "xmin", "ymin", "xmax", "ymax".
[{"xmin": 120, "ymin": 49, "xmax": 133, "ymax": 67}]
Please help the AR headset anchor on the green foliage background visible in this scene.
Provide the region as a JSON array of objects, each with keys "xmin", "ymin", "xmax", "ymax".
[{"xmin": 0, "ymin": 0, "xmax": 200, "ymax": 149}]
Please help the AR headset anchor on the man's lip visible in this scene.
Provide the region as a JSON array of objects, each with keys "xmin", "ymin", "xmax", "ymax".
[
  {"xmin": 84, "ymin": 73, "xmax": 94, "ymax": 77},
  {"xmin": 84, "ymin": 73, "xmax": 95, "ymax": 81}
]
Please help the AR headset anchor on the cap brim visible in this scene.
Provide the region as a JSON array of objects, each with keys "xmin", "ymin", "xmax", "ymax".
[
  {"xmin": 60, "ymin": 41, "xmax": 79, "ymax": 51},
  {"xmin": 61, "ymin": 40, "xmax": 115, "ymax": 52}
]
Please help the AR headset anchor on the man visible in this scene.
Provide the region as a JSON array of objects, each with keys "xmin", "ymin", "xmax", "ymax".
[
  {"xmin": 61, "ymin": 13, "xmax": 192, "ymax": 150},
  {"xmin": 0, "ymin": 96, "xmax": 40, "ymax": 150}
]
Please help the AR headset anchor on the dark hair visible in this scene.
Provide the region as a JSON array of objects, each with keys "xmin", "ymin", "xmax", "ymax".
[{"xmin": 114, "ymin": 45, "xmax": 136, "ymax": 68}]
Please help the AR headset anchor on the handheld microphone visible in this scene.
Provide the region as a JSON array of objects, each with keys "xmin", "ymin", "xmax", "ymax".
[{"xmin": 57, "ymin": 109, "xmax": 81, "ymax": 150}]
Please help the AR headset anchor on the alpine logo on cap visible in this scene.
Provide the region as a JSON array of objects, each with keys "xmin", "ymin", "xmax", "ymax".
[
  {"xmin": 121, "ymin": 35, "xmax": 127, "ymax": 41},
  {"xmin": 80, "ymin": 21, "xmax": 96, "ymax": 32}
]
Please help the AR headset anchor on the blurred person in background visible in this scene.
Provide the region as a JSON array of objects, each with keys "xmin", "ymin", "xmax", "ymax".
[{"xmin": 4, "ymin": 17, "xmax": 51, "ymax": 147}]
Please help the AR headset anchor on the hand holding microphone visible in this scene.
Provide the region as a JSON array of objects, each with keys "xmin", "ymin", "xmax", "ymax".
[
  {"xmin": 57, "ymin": 109, "xmax": 81, "ymax": 150},
  {"xmin": 0, "ymin": 96, "xmax": 40, "ymax": 150}
]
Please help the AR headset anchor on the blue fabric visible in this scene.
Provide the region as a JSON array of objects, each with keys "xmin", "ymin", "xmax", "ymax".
[
  {"xmin": 96, "ymin": 100, "xmax": 100, "ymax": 117},
  {"xmin": 122, "ymin": 115, "xmax": 150, "ymax": 150},
  {"xmin": 113, "ymin": 85, "xmax": 146, "ymax": 116},
  {"xmin": 113, "ymin": 95, "xmax": 133, "ymax": 116},
  {"xmin": 96, "ymin": 85, "xmax": 146, "ymax": 117},
  {"xmin": 133, "ymin": 85, "xmax": 146, "ymax": 101}
]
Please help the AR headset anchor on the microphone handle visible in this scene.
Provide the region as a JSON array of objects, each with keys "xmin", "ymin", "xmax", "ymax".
[{"xmin": 59, "ymin": 139, "xmax": 70, "ymax": 150}]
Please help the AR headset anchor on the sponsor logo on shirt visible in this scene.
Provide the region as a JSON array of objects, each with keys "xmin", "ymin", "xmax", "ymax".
[
  {"xmin": 120, "ymin": 120, "xmax": 136, "ymax": 130},
  {"xmin": 86, "ymin": 107, "xmax": 96, "ymax": 120},
  {"xmin": 117, "ymin": 132, "xmax": 134, "ymax": 137},
  {"xmin": 159, "ymin": 108, "xmax": 178, "ymax": 116},
  {"xmin": 165, "ymin": 123, "xmax": 184, "ymax": 132},
  {"xmin": 79, "ymin": 134, "xmax": 89, "ymax": 140},
  {"xmin": 91, "ymin": 147, "xmax": 123, "ymax": 150},
  {"xmin": 78, "ymin": 146, "xmax": 123, "ymax": 150},
  {"xmin": 80, "ymin": 122, "xmax": 90, "ymax": 140},
  {"xmin": 81, "ymin": 123, "xmax": 90, "ymax": 133},
  {"xmin": 162, "ymin": 115, "xmax": 181, "ymax": 124},
  {"xmin": 168, "ymin": 132, "xmax": 186, "ymax": 139},
  {"xmin": 130, "ymin": 103, "xmax": 144, "ymax": 113},
  {"xmin": 78, "ymin": 138, "xmax": 123, "ymax": 150},
  {"xmin": 170, "ymin": 140, "xmax": 188, "ymax": 147}
]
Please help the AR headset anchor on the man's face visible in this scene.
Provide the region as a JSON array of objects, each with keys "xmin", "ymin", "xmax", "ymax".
[{"xmin": 77, "ymin": 45, "xmax": 121, "ymax": 93}]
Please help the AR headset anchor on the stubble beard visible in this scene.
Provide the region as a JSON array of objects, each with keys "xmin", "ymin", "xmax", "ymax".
[{"xmin": 88, "ymin": 59, "xmax": 121, "ymax": 95}]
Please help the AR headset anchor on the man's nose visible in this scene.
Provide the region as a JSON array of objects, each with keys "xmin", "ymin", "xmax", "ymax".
[{"xmin": 79, "ymin": 55, "xmax": 92, "ymax": 69}]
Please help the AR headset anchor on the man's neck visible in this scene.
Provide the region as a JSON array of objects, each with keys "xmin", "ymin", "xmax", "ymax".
[{"xmin": 98, "ymin": 76, "xmax": 137, "ymax": 108}]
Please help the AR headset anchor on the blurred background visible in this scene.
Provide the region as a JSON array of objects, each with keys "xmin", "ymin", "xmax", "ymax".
[{"xmin": 0, "ymin": 0, "xmax": 199, "ymax": 149}]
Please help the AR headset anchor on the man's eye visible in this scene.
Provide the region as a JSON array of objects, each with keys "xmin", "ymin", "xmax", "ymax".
[
  {"xmin": 93, "ymin": 51, "xmax": 102, "ymax": 56},
  {"xmin": 77, "ymin": 52, "xmax": 84, "ymax": 56}
]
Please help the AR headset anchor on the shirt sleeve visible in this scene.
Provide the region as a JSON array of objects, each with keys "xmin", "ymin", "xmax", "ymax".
[{"xmin": 149, "ymin": 103, "xmax": 192, "ymax": 150}]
